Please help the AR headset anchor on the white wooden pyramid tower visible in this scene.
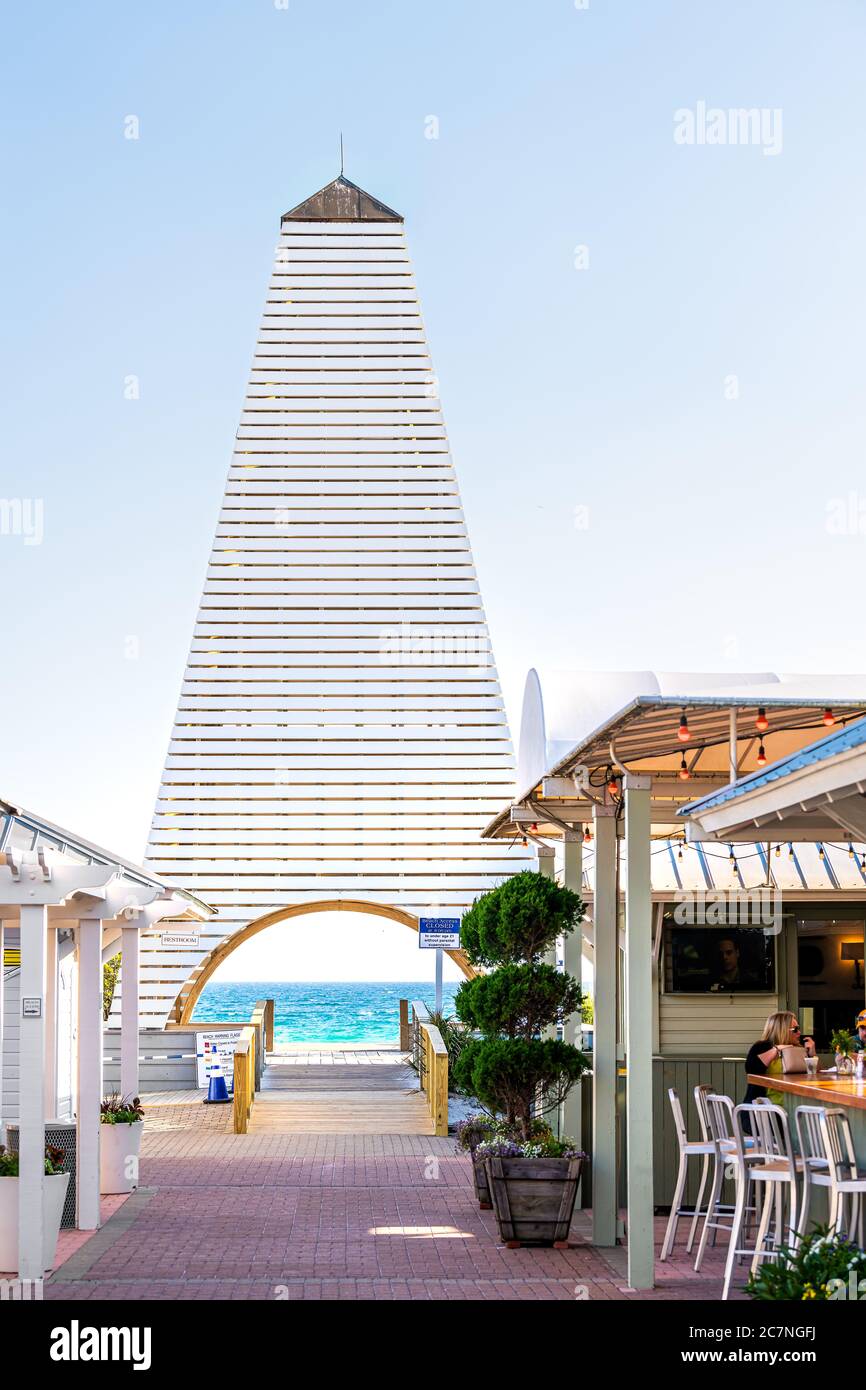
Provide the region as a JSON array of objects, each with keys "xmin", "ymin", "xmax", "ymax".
[{"xmin": 132, "ymin": 175, "xmax": 529, "ymax": 1028}]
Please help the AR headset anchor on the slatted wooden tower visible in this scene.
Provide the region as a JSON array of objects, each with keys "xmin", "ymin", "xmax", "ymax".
[{"xmin": 126, "ymin": 175, "xmax": 529, "ymax": 1029}]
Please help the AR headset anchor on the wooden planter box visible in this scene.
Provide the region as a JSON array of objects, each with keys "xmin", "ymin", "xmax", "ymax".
[{"xmin": 485, "ymin": 1156, "xmax": 583, "ymax": 1248}]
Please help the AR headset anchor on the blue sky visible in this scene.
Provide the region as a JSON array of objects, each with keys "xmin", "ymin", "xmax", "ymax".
[{"xmin": 1, "ymin": 0, "xmax": 864, "ymax": 939}]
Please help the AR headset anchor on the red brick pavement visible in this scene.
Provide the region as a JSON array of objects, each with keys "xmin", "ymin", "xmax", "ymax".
[{"xmin": 43, "ymin": 1106, "xmax": 737, "ymax": 1302}]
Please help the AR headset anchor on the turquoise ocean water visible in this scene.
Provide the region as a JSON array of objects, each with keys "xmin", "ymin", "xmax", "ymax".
[{"xmin": 192, "ymin": 981, "xmax": 460, "ymax": 1046}]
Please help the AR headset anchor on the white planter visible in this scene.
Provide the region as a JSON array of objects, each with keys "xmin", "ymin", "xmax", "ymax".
[
  {"xmin": 0, "ymin": 1171, "xmax": 70, "ymax": 1272},
  {"xmin": 100, "ymin": 1120, "xmax": 143, "ymax": 1194}
]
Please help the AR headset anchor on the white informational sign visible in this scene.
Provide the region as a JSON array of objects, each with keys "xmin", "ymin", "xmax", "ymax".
[
  {"xmin": 196, "ymin": 1029, "xmax": 243, "ymax": 1089},
  {"xmin": 418, "ymin": 917, "xmax": 461, "ymax": 949},
  {"xmin": 160, "ymin": 932, "xmax": 200, "ymax": 950}
]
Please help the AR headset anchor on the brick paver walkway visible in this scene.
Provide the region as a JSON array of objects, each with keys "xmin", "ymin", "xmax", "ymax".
[{"xmin": 44, "ymin": 1101, "xmax": 735, "ymax": 1301}]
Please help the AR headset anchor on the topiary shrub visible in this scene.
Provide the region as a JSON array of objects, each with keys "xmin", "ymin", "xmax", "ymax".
[{"xmin": 452, "ymin": 870, "xmax": 589, "ymax": 1140}]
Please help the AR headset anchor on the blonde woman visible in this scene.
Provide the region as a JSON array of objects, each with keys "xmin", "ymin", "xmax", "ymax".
[{"xmin": 743, "ymin": 1011, "xmax": 816, "ymax": 1105}]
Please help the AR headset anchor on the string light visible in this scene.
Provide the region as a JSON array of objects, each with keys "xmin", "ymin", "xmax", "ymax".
[
  {"xmin": 583, "ymin": 827, "xmax": 592, "ymax": 844},
  {"xmin": 823, "ymin": 707, "xmax": 835, "ymax": 727},
  {"xmin": 757, "ymin": 743, "xmax": 767, "ymax": 767},
  {"xmin": 606, "ymin": 771, "xmax": 619, "ymax": 798},
  {"xmin": 819, "ymin": 845, "xmax": 825, "ymax": 859},
  {"xmin": 756, "ymin": 707, "xmax": 769, "ymax": 733},
  {"xmin": 775, "ymin": 844, "xmax": 781, "ymax": 857},
  {"xmin": 677, "ymin": 712, "xmax": 690, "ymax": 743},
  {"xmin": 849, "ymin": 844, "xmax": 855, "ymax": 859},
  {"xmin": 679, "ymin": 756, "xmax": 690, "ymax": 781},
  {"xmin": 788, "ymin": 843, "xmax": 795, "ymax": 860},
  {"xmin": 677, "ymin": 843, "xmax": 684, "ymax": 861}
]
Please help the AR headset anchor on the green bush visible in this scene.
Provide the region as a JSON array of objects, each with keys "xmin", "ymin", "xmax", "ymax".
[
  {"xmin": 459, "ymin": 870, "xmax": 582, "ymax": 967},
  {"xmin": 455, "ymin": 962, "xmax": 582, "ymax": 1039},
  {"xmin": 451, "ymin": 872, "xmax": 589, "ymax": 1140}
]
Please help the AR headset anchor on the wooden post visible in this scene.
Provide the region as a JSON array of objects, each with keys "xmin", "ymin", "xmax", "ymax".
[
  {"xmin": 624, "ymin": 773, "xmax": 654, "ymax": 1290},
  {"xmin": 561, "ymin": 829, "xmax": 584, "ymax": 1146},
  {"xmin": 76, "ymin": 917, "xmax": 102, "ymax": 1231},
  {"xmin": 18, "ymin": 904, "xmax": 47, "ymax": 1280},
  {"xmin": 43, "ymin": 924, "xmax": 58, "ymax": 1119},
  {"xmin": 120, "ymin": 924, "xmax": 140, "ymax": 1099},
  {"xmin": 399, "ymin": 998, "xmax": 410, "ymax": 1051},
  {"xmin": 592, "ymin": 805, "xmax": 618, "ymax": 1248}
]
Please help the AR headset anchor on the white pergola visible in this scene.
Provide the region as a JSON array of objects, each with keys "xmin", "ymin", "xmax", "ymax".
[{"xmin": 0, "ymin": 802, "xmax": 212, "ymax": 1280}]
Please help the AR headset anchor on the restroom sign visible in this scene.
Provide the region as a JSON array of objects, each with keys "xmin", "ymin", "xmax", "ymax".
[{"xmin": 418, "ymin": 917, "xmax": 461, "ymax": 949}]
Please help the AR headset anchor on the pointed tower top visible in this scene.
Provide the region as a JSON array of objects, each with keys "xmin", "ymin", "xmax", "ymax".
[{"xmin": 282, "ymin": 174, "xmax": 403, "ymax": 223}]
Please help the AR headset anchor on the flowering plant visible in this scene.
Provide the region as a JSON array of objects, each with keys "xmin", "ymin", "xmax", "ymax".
[
  {"xmin": 476, "ymin": 1134, "xmax": 585, "ymax": 1161},
  {"xmin": 746, "ymin": 1227, "xmax": 866, "ymax": 1300},
  {"xmin": 455, "ymin": 1114, "xmax": 554, "ymax": 1154}
]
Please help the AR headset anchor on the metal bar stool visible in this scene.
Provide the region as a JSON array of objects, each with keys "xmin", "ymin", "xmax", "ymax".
[
  {"xmin": 660, "ymin": 1086, "xmax": 719, "ymax": 1261},
  {"xmin": 793, "ymin": 1105, "xmax": 832, "ymax": 1238},
  {"xmin": 722, "ymin": 1101, "xmax": 799, "ymax": 1300},
  {"xmin": 820, "ymin": 1107, "xmax": 866, "ymax": 1245},
  {"xmin": 694, "ymin": 1092, "xmax": 758, "ymax": 1273}
]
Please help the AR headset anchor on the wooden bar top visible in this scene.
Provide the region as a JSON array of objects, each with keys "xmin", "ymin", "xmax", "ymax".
[{"xmin": 748, "ymin": 1072, "xmax": 866, "ymax": 1111}]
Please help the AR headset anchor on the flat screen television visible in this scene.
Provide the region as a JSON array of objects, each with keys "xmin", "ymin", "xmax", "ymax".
[{"xmin": 664, "ymin": 925, "xmax": 776, "ymax": 994}]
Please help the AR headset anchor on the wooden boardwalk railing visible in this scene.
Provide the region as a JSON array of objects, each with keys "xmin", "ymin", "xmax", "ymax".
[
  {"xmin": 231, "ymin": 998, "xmax": 274, "ymax": 1134},
  {"xmin": 409, "ymin": 1000, "xmax": 448, "ymax": 1137}
]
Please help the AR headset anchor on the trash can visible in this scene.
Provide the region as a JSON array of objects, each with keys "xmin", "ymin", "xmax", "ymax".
[{"xmin": 7, "ymin": 1120, "xmax": 77, "ymax": 1228}]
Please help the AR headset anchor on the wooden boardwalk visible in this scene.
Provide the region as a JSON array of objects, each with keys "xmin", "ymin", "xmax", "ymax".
[{"xmin": 248, "ymin": 1046, "xmax": 433, "ymax": 1136}]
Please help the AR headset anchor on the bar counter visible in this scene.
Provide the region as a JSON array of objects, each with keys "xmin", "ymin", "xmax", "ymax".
[{"xmin": 747, "ymin": 1072, "xmax": 866, "ymax": 1111}]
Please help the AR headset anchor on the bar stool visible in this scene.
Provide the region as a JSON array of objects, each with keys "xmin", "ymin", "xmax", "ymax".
[
  {"xmin": 722, "ymin": 1102, "xmax": 799, "ymax": 1300},
  {"xmin": 820, "ymin": 1107, "xmax": 866, "ymax": 1245},
  {"xmin": 793, "ymin": 1105, "xmax": 832, "ymax": 1238},
  {"xmin": 660, "ymin": 1086, "xmax": 719, "ymax": 1261},
  {"xmin": 694, "ymin": 1092, "xmax": 758, "ymax": 1273}
]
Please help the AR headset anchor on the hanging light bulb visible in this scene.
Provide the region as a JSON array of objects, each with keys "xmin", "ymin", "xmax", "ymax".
[
  {"xmin": 861, "ymin": 855, "xmax": 866, "ymax": 872},
  {"xmin": 819, "ymin": 844, "xmax": 825, "ymax": 859},
  {"xmin": 757, "ymin": 743, "xmax": 767, "ymax": 767},
  {"xmin": 679, "ymin": 756, "xmax": 690, "ymax": 781},
  {"xmin": 775, "ymin": 844, "xmax": 781, "ymax": 857},
  {"xmin": 728, "ymin": 845, "xmax": 736, "ymax": 861},
  {"xmin": 583, "ymin": 826, "xmax": 592, "ymax": 844},
  {"xmin": 788, "ymin": 843, "xmax": 795, "ymax": 860},
  {"xmin": 521, "ymin": 836, "xmax": 528, "ymax": 847},
  {"xmin": 677, "ymin": 843, "xmax": 684, "ymax": 861},
  {"xmin": 606, "ymin": 770, "xmax": 618, "ymax": 798},
  {"xmin": 756, "ymin": 707, "xmax": 769, "ymax": 733},
  {"xmin": 677, "ymin": 712, "xmax": 690, "ymax": 743},
  {"xmin": 530, "ymin": 823, "xmax": 538, "ymax": 833},
  {"xmin": 823, "ymin": 707, "xmax": 835, "ymax": 727},
  {"xmin": 849, "ymin": 844, "xmax": 855, "ymax": 859}
]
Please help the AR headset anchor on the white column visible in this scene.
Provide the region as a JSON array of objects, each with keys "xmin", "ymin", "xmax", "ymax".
[
  {"xmin": 18, "ymin": 904, "xmax": 47, "ymax": 1280},
  {"xmin": 536, "ymin": 846, "xmax": 555, "ymax": 881},
  {"xmin": 624, "ymin": 773, "xmax": 654, "ymax": 1289},
  {"xmin": 592, "ymin": 805, "xmax": 617, "ymax": 1248},
  {"xmin": 120, "ymin": 925, "xmax": 140, "ymax": 1098},
  {"xmin": 561, "ymin": 830, "xmax": 583, "ymax": 1145},
  {"xmin": 76, "ymin": 918, "xmax": 103, "ymax": 1231},
  {"xmin": 44, "ymin": 926, "xmax": 58, "ymax": 1119}
]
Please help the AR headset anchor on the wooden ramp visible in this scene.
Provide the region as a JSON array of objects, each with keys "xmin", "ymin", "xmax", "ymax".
[{"xmin": 248, "ymin": 1046, "xmax": 434, "ymax": 1135}]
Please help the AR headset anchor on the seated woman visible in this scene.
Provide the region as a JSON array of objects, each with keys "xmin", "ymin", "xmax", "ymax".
[{"xmin": 744, "ymin": 1011, "xmax": 816, "ymax": 1105}]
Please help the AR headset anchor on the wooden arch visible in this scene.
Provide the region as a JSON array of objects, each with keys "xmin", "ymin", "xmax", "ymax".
[{"xmin": 175, "ymin": 898, "xmax": 477, "ymax": 1026}]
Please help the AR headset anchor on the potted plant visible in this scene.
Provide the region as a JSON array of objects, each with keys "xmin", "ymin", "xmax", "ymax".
[
  {"xmin": 452, "ymin": 870, "xmax": 590, "ymax": 1247},
  {"xmin": 831, "ymin": 1029, "xmax": 855, "ymax": 1076},
  {"xmin": 100, "ymin": 1094, "xmax": 144, "ymax": 1194},
  {"xmin": 454, "ymin": 1113, "xmax": 555, "ymax": 1209},
  {"xmin": 0, "ymin": 1143, "xmax": 69, "ymax": 1272}
]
